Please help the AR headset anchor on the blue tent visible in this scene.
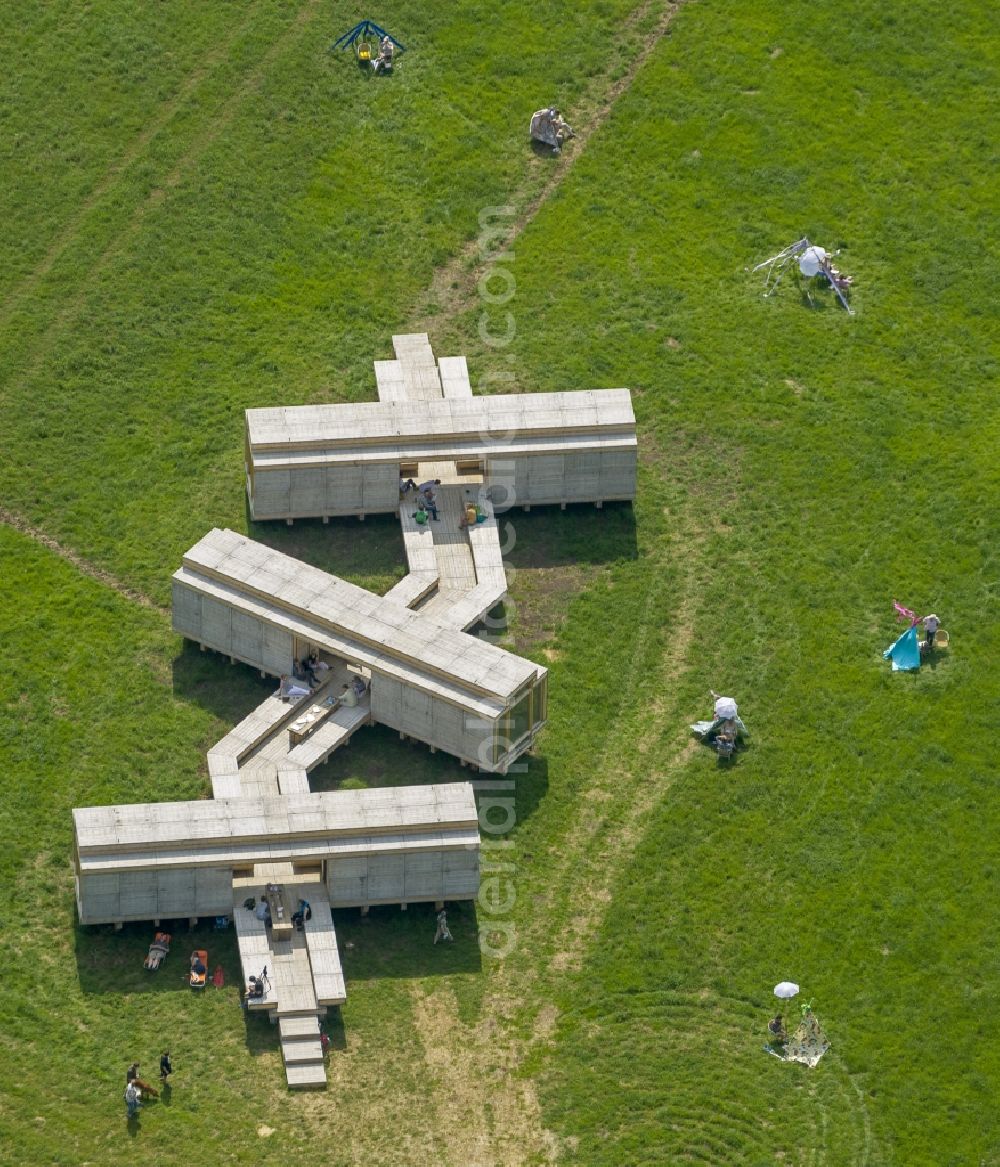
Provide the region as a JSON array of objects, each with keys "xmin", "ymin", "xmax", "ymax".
[
  {"xmin": 883, "ymin": 624, "xmax": 921, "ymax": 671},
  {"xmin": 331, "ymin": 20, "xmax": 405, "ymax": 53}
]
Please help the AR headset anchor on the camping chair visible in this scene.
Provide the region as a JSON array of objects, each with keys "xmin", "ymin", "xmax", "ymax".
[
  {"xmin": 919, "ymin": 628, "xmax": 949, "ymax": 652},
  {"xmin": 189, "ymin": 949, "xmax": 208, "ymax": 989},
  {"xmin": 143, "ymin": 932, "xmax": 171, "ymax": 971},
  {"xmin": 357, "ymin": 41, "xmax": 372, "ymax": 65}
]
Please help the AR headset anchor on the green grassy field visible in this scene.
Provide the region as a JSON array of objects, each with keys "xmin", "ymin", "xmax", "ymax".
[{"xmin": 1, "ymin": 1, "xmax": 998, "ymax": 1163}]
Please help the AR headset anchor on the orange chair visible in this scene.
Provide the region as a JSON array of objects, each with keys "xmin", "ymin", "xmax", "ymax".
[{"xmin": 189, "ymin": 949, "xmax": 208, "ymax": 989}]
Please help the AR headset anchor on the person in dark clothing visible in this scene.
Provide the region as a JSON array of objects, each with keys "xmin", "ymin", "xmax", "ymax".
[
  {"xmin": 126, "ymin": 1062, "xmax": 140, "ymax": 1084},
  {"xmin": 159, "ymin": 1051, "xmax": 173, "ymax": 1082}
]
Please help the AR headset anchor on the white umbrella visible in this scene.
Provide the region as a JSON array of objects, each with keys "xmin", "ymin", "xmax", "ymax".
[
  {"xmin": 774, "ymin": 981, "xmax": 800, "ymax": 999},
  {"xmin": 714, "ymin": 696, "xmax": 738, "ymax": 720},
  {"xmin": 798, "ymin": 246, "xmax": 827, "ymax": 277}
]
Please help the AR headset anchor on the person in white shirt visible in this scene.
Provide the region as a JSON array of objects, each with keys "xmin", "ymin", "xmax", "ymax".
[{"xmin": 922, "ymin": 613, "xmax": 940, "ymax": 649}]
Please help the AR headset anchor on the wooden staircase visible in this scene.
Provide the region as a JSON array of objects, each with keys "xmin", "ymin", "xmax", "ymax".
[{"xmin": 279, "ymin": 1013, "xmax": 326, "ymax": 1089}]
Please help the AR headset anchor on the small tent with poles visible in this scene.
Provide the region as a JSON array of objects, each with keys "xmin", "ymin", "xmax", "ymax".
[
  {"xmin": 764, "ymin": 986, "xmax": 831, "ymax": 1067},
  {"xmin": 750, "ymin": 236, "xmax": 855, "ymax": 314},
  {"xmin": 331, "ymin": 20, "xmax": 405, "ymax": 71},
  {"xmin": 884, "ymin": 600, "xmax": 947, "ymax": 670},
  {"xmin": 883, "ymin": 623, "xmax": 921, "ymax": 671}
]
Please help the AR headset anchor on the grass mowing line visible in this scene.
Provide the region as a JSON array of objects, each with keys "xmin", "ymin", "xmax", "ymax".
[
  {"xmin": 0, "ymin": 0, "xmax": 322, "ymax": 413},
  {"xmin": 0, "ymin": 505, "xmax": 162, "ymax": 612},
  {"xmin": 413, "ymin": 0, "xmax": 686, "ymax": 334},
  {"xmin": 0, "ymin": 2, "xmax": 266, "ymax": 329}
]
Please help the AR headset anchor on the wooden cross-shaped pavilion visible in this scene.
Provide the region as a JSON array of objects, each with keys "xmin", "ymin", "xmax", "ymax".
[{"xmin": 73, "ymin": 334, "xmax": 637, "ymax": 1088}]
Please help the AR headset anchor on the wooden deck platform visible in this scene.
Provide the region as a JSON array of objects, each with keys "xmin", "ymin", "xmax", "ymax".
[{"xmin": 232, "ymin": 871, "xmax": 345, "ymax": 1088}]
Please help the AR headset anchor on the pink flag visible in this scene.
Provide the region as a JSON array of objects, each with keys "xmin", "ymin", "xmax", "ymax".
[{"xmin": 893, "ymin": 600, "xmax": 920, "ymax": 626}]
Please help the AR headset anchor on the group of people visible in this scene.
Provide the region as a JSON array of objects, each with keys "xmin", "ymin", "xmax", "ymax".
[
  {"xmin": 124, "ymin": 1054, "xmax": 172, "ymax": 1117},
  {"xmin": 402, "ymin": 477, "xmax": 442, "ymax": 523},
  {"xmin": 279, "ymin": 653, "xmax": 370, "ymax": 706}
]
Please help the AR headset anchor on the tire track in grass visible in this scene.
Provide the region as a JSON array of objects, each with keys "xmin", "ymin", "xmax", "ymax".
[
  {"xmin": 0, "ymin": 2, "xmax": 266, "ymax": 328},
  {"xmin": 0, "ymin": 0, "xmax": 321, "ymax": 412},
  {"xmin": 413, "ymin": 0, "xmax": 688, "ymax": 334},
  {"xmin": 0, "ymin": 505, "xmax": 162, "ymax": 612}
]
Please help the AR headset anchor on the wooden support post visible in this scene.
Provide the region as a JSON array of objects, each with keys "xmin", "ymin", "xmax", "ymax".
[
  {"xmin": 595, "ymin": 500, "xmax": 603, "ymax": 509},
  {"xmin": 400, "ymin": 902, "xmax": 407, "ymax": 911},
  {"xmin": 358, "ymin": 513, "xmax": 365, "ymax": 521},
  {"xmin": 322, "ymin": 515, "xmax": 329, "ymax": 525},
  {"xmin": 560, "ymin": 502, "xmax": 567, "ymax": 510},
  {"xmin": 360, "ymin": 905, "xmax": 369, "ymax": 917},
  {"xmin": 230, "ymin": 656, "xmax": 236, "ymax": 665},
  {"xmin": 114, "ymin": 920, "xmax": 123, "ymax": 932}
]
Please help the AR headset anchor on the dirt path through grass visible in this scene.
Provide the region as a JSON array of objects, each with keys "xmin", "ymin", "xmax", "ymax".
[
  {"xmin": 414, "ymin": 0, "xmax": 687, "ymax": 333},
  {"xmin": 0, "ymin": 505, "xmax": 162, "ymax": 611}
]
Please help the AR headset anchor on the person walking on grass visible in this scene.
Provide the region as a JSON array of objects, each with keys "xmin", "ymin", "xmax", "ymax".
[
  {"xmin": 159, "ymin": 1051, "xmax": 173, "ymax": 1083},
  {"xmin": 124, "ymin": 1078, "xmax": 141, "ymax": 1118},
  {"xmin": 434, "ymin": 909, "xmax": 453, "ymax": 944}
]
